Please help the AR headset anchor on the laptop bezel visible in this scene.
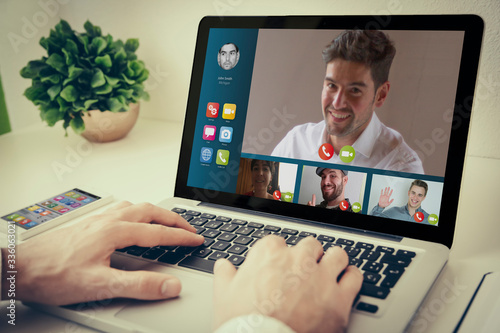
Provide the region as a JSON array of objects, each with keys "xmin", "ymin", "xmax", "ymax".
[{"xmin": 174, "ymin": 15, "xmax": 484, "ymax": 249}]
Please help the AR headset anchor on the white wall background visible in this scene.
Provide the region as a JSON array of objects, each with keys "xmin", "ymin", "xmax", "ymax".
[{"xmin": 1, "ymin": 0, "xmax": 499, "ymax": 162}]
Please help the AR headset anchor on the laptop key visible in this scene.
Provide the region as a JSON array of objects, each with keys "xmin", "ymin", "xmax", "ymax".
[
  {"xmin": 355, "ymin": 242, "xmax": 374, "ymax": 250},
  {"xmin": 200, "ymin": 213, "xmax": 216, "ymax": 219},
  {"xmin": 194, "ymin": 227, "xmax": 206, "ymax": 235},
  {"xmin": 126, "ymin": 246, "xmax": 150, "ymax": 256},
  {"xmin": 349, "ymin": 257, "xmax": 363, "ymax": 267},
  {"xmin": 396, "ymin": 250, "xmax": 416, "ymax": 258},
  {"xmin": 218, "ymin": 233, "xmax": 237, "ymax": 242},
  {"xmin": 231, "ymin": 219, "xmax": 247, "ymax": 225},
  {"xmin": 360, "ymin": 250, "xmax": 381, "ymax": 261},
  {"xmin": 380, "ymin": 274, "xmax": 402, "ymax": 288},
  {"xmin": 337, "ymin": 238, "xmax": 355, "ymax": 246},
  {"xmin": 253, "ymin": 230, "xmax": 272, "ymax": 238},
  {"xmin": 236, "ymin": 227, "xmax": 255, "ymax": 236},
  {"xmin": 264, "ymin": 225, "xmax": 281, "ymax": 232},
  {"xmin": 142, "ymin": 248, "xmax": 165, "ymax": 260},
  {"xmin": 380, "ymin": 253, "xmax": 412, "ymax": 267},
  {"xmin": 202, "ymin": 238, "xmax": 215, "ymax": 247},
  {"xmin": 363, "ymin": 272, "xmax": 381, "ymax": 284},
  {"xmin": 248, "ymin": 222, "xmax": 264, "ymax": 229},
  {"xmin": 228, "ymin": 255, "xmax": 245, "ymax": 266},
  {"xmin": 383, "ymin": 264, "xmax": 405, "ymax": 276},
  {"xmin": 171, "ymin": 207, "xmax": 186, "ymax": 214},
  {"xmin": 286, "ymin": 236, "xmax": 301, "ymax": 246},
  {"xmin": 345, "ymin": 246, "xmax": 361, "ymax": 257},
  {"xmin": 220, "ymin": 224, "xmax": 238, "ymax": 232},
  {"xmin": 202, "ymin": 229, "xmax": 221, "ymax": 238},
  {"xmin": 216, "ymin": 216, "xmax": 232, "ymax": 222},
  {"xmin": 186, "ymin": 210, "xmax": 201, "ymax": 216},
  {"xmin": 282, "ymin": 228, "xmax": 299, "ymax": 235},
  {"xmin": 158, "ymin": 251, "xmax": 186, "ymax": 264},
  {"xmin": 205, "ymin": 221, "xmax": 223, "ymax": 229},
  {"xmin": 181, "ymin": 215, "xmax": 194, "ymax": 222},
  {"xmin": 190, "ymin": 218, "xmax": 208, "ymax": 226},
  {"xmin": 175, "ymin": 246, "xmax": 198, "ymax": 255},
  {"xmin": 362, "ymin": 261, "xmax": 384, "ymax": 273},
  {"xmin": 299, "ymin": 231, "xmax": 317, "ymax": 238},
  {"xmin": 227, "ymin": 245, "xmax": 248, "ymax": 255},
  {"xmin": 178, "ymin": 256, "xmax": 215, "ymax": 273},
  {"xmin": 360, "ymin": 283, "xmax": 390, "ymax": 299},
  {"xmin": 192, "ymin": 248, "xmax": 212, "ymax": 258},
  {"xmin": 208, "ymin": 251, "xmax": 229, "ymax": 261},
  {"xmin": 234, "ymin": 236, "xmax": 253, "ymax": 245},
  {"xmin": 376, "ymin": 246, "xmax": 395, "ymax": 254},
  {"xmin": 211, "ymin": 241, "xmax": 231, "ymax": 251},
  {"xmin": 356, "ymin": 302, "xmax": 379, "ymax": 313},
  {"xmin": 318, "ymin": 235, "xmax": 335, "ymax": 243}
]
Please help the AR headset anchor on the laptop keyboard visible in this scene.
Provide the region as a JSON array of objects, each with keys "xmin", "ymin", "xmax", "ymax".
[{"xmin": 116, "ymin": 207, "xmax": 416, "ymax": 315}]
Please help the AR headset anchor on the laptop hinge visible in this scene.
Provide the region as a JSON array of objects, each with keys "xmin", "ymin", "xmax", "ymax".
[{"xmin": 198, "ymin": 202, "xmax": 403, "ymax": 243}]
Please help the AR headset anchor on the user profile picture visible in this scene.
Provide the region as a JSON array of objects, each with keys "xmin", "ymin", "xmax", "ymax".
[{"xmin": 218, "ymin": 43, "xmax": 240, "ymax": 70}]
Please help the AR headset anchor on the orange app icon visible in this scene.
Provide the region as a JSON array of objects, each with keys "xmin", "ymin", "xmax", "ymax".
[
  {"xmin": 222, "ymin": 103, "xmax": 236, "ymax": 120},
  {"xmin": 206, "ymin": 103, "xmax": 219, "ymax": 118}
]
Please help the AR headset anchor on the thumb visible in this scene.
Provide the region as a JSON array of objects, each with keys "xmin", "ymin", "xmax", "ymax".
[
  {"xmin": 106, "ymin": 268, "xmax": 182, "ymax": 300},
  {"xmin": 213, "ymin": 259, "xmax": 236, "ymax": 294},
  {"xmin": 312, "ymin": 193, "xmax": 316, "ymax": 206}
]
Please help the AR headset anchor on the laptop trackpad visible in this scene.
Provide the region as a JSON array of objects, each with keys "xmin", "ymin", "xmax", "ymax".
[{"xmin": 115, "ymin": 270, "xmax": 213, "ymax": 333}]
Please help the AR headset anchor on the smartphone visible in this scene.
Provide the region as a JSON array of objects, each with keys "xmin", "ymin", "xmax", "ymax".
[{"xmin": 1, "ymin": 187, "xmax": 113, "ymax": 240}]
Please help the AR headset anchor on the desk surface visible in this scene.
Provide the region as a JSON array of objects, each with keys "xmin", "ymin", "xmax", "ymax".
[{"xmin": 1, "ymin": 119, "xmax": 499, "ymax": 332}]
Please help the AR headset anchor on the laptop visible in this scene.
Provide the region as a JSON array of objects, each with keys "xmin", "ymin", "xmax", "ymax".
[{"xmin": 28, "ymin": 15, "xmax": 484, "ymax": 333}]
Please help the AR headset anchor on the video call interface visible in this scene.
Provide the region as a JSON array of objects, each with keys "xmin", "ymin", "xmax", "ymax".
[{"xmin": 187, "ymin": 28, "xmax": 466, "ymax": 227}]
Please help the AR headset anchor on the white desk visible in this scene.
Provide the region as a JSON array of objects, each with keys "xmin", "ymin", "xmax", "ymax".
[{"xmin": 1, "ymin": 118, "xmax": 499, "ymax": 332}]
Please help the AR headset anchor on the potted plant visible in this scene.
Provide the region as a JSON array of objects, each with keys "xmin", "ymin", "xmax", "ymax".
[{"xmin": 20, "ymin": 19, "xmax": 149, "ymax": 142}]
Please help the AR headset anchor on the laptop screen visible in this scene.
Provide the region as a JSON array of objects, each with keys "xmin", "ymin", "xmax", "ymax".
[{"xmin": 176, "ymin": 16, "xmax": 483, "ymax": 248}]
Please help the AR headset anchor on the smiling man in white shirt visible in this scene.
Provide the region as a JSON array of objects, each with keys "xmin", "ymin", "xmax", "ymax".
[{"xmin": 271, "ymin": 30, "xmax": 423, "ymax": 174}]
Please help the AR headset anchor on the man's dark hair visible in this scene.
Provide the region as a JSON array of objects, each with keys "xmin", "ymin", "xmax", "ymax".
[
  {"xmin": 409, "ymin": 179, "xmax": 428, "ymax": 196},
  {"xmin": 219, "ymin": 43, "xmax": 239, "ymax": 54},
  {"xmin": 322, "ymin": 30, "xmax": 396, "ymax": 89}
]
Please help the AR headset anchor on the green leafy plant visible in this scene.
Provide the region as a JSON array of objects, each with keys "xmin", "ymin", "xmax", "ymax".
[{"xmin": 20, "ymin": 19, "xmax": 149, "ymax": 135}]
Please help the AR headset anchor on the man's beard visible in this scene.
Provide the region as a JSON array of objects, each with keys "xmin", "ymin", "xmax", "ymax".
[{"xmin": 322, "ymin": 183, "xmax": 343, "ymax": 202}]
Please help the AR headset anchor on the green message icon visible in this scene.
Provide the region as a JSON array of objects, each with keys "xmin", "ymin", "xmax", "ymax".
[
  {"xmin": 282, "ymin": 192, "xmax": 293, "ymax": 202},
  {"xmin": 428, "ymin": 214, "xmax": 439, "ymax": 225},
  {"xmin": 339, "ymin": 145, "xmax": 355, "ymax": 163},
  {"xmin": 351, "ymin": 202, "xmax": 362, "ymax": 213}
]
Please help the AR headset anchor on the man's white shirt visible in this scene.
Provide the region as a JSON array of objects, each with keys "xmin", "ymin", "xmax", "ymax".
[{"xmin": 271, "ymin": 113, "xmax": 424, "ymax": 174}]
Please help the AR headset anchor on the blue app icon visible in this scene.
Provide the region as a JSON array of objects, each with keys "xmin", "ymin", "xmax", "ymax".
[
  {"xmin": 82, "ymin": 198, "xmax": 92, "ymax": 204},
  {"xmin": 219, "ymin": 126, "xmax": 233, "ymax": 143},
  {"xmin": 200, "ymin": 147, "xmax": 213, "ymax": 163},
  {"xmin": 25, "ymin": 221, "xmax": 38, "ymax": 228},
  {"xmin": 60, "ymin": 198, "xmax": 71, "ymax": 205}
]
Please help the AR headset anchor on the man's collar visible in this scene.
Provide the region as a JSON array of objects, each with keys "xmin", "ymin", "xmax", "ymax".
[{"xmin": 351, "ymin": 113, "xmax": 381, "ymax": 158}]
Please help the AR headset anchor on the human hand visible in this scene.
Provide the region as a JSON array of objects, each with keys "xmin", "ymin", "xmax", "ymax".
[
  {"xmin": 2, "ymin": 201, "xmax": 204, "ymax": 305},
  {"xmin": 213, "ymin": 235, "xmax": 363, "ymax": 333},
  {"xmin": 307, "ymin": 193, "xmax": 317, "ymax": 206},
  {"xmin": 378, "ymin": 187, "xmax": 394, "ymax": 208}
]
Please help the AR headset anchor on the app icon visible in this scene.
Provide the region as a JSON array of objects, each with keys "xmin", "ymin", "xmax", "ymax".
[
  {"xmin": 339, "ymin": 145, "xmax": 356, "ymax": 163},
  {"xmin": 34, "ymin": 208, "xmax": 45, "ymax": 214},
  {"xmin": 64, "ymin": 200, "xmax": 75, "ymax": 206},
  {"xmin": 40, "ymin": 210, "xmax": 51, "ymax": 216},
  {"xmin": 71, "ymin": 203, "xmax": 81, "ymax": 208},
  {"xmin": 76, "ymin": 196, "xmax": 87, "ymax": 201},
  {"xmin": 428, "ymin": 214, "xmax": 439, "ymax": 225},
  {"xmin": 60, "ymin": 198, "xmax": 71, "ymax": 205},
  {"xmin": 273, "ymin": 190, "xmax": 281, "ymax": 200},
  {"xmin": 28, "ymin": 205, "xmax": 40, "ymax": 211},
  {"xmin": 65, "ymin": 192, "xmax": 75, "ymax": 197},
  {"xmin": 200, "ymin": 147, "xmax": 213, "ymax": 163},
  {"xmin": 71, "ymin": 194, "xmax": 81, "ymax": 199},
  {"xmin": 282, "ymin": 192, "xmax": 293, "ymax": 202},
  {"xmin": 219, "ymin": 126, "xmax": 233, "ymax": 143},
  {"xmin": 47, "ymin": 203, "xmax": 58, "ymax": 208},
  {"xmin": 7, "ymin": 214, "xmax": 20, "ymax": 220},
  {"xmin": 19, "ymin": 218, "xmax": 32, "ymax": 225},
  {"xmin": 351, "ymin": 202, "xmax": 362, "ymax": 213},
  {"xmin": 216, "ymin": 149, "xmax": 229, "ymax": 165},
  {"xmin": 41, "ymin": 201, "xmax": 52, "ymax": 206},
  {"xmin": 52, "ymin": 205, "xmax": 64, "ymax": 211},
  {"xmin": 53, "ymin": 196, "xmax": 64, "ymax": 201},
  {"xmin": 339, "ymin": 200, "xmax": 349, "ymax": 211},
  {"xmin": 203, "ymin": 125, "xmax": 217, "ymax": 141},
  {"xmin": 24, "ymin": 221, "xmax": 38, "ymax": 228},
  {"xmin": 14, "ymin": 216, "xmax": 26, "ymax": 222},
  {"xmin": 222, "ymin": 103, "xmax": 236, "ymax": 120},
  {"xmin": 81, "ymin": 198, "xmax": 92, "ymax": 204},
  {"xmin": 318, "ymin": 143, "xmax": 334, "ymax": 160},
  {"xmin": 59, "ymin": 208, "xmax": 70, "ymax": 213},
  {"xmin": 414, "ymin": 212, "xmax": 424, "ymax": 223},
  {"xmin": 206, "ymin": 103, "xmax": 219, "ymax": 118}
]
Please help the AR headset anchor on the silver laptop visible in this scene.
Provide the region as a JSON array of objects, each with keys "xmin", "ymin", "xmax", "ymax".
[{"xmin": 28, "ymin": 15, "xmax": 484, "ymax": 333}]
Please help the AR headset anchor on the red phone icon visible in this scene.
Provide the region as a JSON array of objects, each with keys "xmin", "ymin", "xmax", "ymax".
[
  {"xmin": 339, "ymin": 200, "xmax": 349, "ymax": 211},
  {"xmin": 318, "ymin": 143, "xmax": 334, "ymax": 160},
  {"xmin": 273, "ymin": 190, "xmax": 281, "ymax": 200},
  {"xmin": 414, "ymin": 212, "xmax": 424, "ymax": 222}
]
